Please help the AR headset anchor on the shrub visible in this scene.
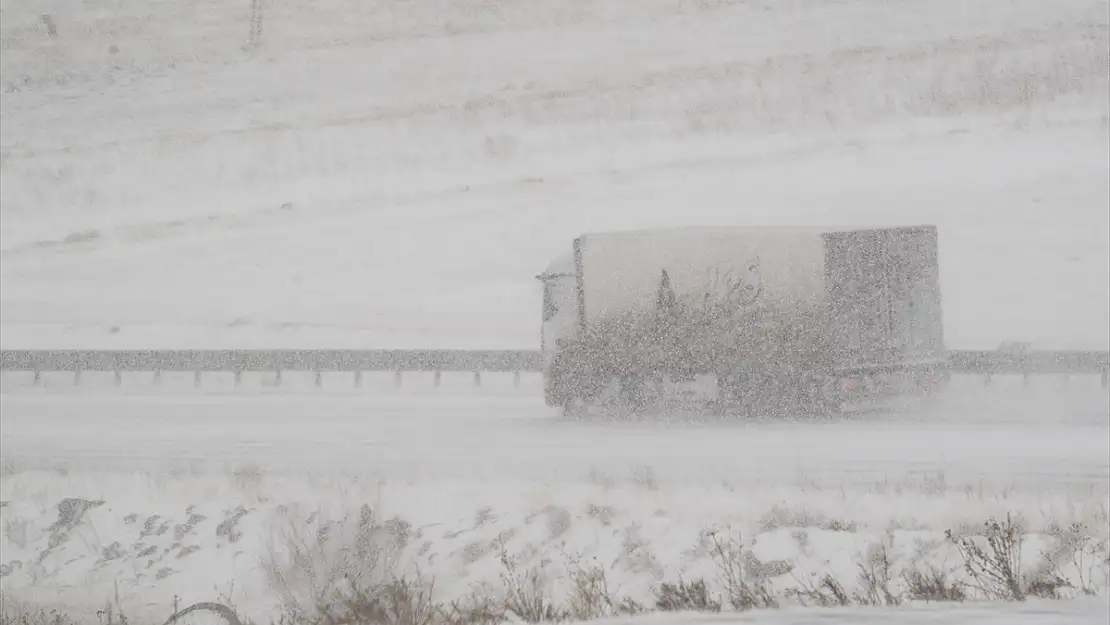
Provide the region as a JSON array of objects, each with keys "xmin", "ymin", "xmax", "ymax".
[
  {"xmin": 497, "ymin": 548, "xmax": 565, "ymax": 623},
  {"xmin": 787, "ymin": 573, "xmax": 853, "ymax": 607},
  {"xmin": 903, "ymin": 565, "xmax": 966, "ymax": 602},
  {"xmin": 705, "ymin": 529, "xmax": 778, "ymax": 610},
  {"xmin": 946, "ymin": 514, "xmax": 1026, "ymax": 601},
  {"xmin": 653, "ymin": 579, "xmax": 721, "ymax": 613},
  {"xmin": 855, "ymin": 541, "xmax": 902, "ymax": 607},
  {"xmin": 563, "ymin": 557, "xmax": 644, "ymax": 620},
  {"xmin": 263, "ymin": 504, "xmax": 412, "ymax": 623}
]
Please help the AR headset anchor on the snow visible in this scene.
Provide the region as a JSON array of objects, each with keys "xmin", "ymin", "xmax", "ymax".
[
  {"xmin": 2, "ymin": 377, "xmax": 1109, "ymax": 484},
  {"xmin": 1, "ymin": 0, "xmax": 1108, "ymax": 351},
  {"xmin": 2, "ymin": 114, "xmax": 1108, "ymax": 351},
  {"xmin": 576, "ymin": 601, "xmax": 1110, "ymax": 624},
  {"xmin": 2, "ymin": 0, "xmax": 1109, "ymax": 621},
  {"xmin": 1, "ymin": 381, "xmax": 1107, "ymax": 621}
]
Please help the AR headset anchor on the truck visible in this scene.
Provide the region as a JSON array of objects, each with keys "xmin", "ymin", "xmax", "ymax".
[{"xmin": 536, "ymin": 225, "xmax": 947, "ymax": 417}]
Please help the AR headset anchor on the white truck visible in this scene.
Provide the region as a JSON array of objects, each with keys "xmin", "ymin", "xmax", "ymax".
[{"xmin": 537, "ymin": 225, "xmax": 946, "ymax": 416}]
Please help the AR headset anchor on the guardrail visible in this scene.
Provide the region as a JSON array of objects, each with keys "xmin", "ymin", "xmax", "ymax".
[
  {"xmin": 1, "ymin": 348, "xmax": 1107, "ymax": 388},
  {"xmin": 947, "ymin": 349, "xmax": 1109, "ymax": 377},
  {"xmin": 0, "ymin": 349, "xmax": 543, "ymax": 388}
]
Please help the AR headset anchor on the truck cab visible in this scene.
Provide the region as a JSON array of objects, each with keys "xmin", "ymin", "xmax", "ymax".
[{"xmin": 536, "ymin": 253, "xmax": 578, "ymax": 406}]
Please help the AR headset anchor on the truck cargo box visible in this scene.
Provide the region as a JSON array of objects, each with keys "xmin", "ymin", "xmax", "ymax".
[
  {"xmin": 547, "ymin": 225, "xmax": 943, "ymax": 374},
  {"xmin": 575, "ymin": 226, "xmax": 830, "ymax": 326}
]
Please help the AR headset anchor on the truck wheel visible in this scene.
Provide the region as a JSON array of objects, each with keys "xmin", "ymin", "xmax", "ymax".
[
  {"xmin": 618, "ymin": 374, "xmax": 650, "ymax": 414},
  {"xmin": 562, "ymin": 396, "xmax": 590, "ymax": 420},
  {"xmin": 544, "ymin": 382, "xmax": 562, "ymax": 407}
]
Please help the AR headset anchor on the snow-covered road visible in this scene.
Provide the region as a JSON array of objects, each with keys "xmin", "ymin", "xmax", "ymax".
[{"xmin": 3, "ymin": 380, "xmax": 1107, "ymax": 490}]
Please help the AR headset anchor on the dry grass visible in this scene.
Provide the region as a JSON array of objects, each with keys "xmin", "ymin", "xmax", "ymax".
[
  {"xmin": 3, "ymin": 512, "xmax": 1108, "ymax": 624},
  {"xmin": 903, "ymin": 564, "xmax": 968, "ymax": 602},
  {"xmin": 0, "ymin": 607, "xmax": 80, "ymax": 625},
  {"xmin": 946, "ymin": 513, "xmax": 1028, "ymax": 601},
  {"xmin": 561, "ymin": 555, "xmax": 644, "ymax": 621},
  {"xmin": 787, "ymin": 573, "xmax": 853, "ymax": 608},
  {"xmin": 653, "ymin": 579, "xmax": 722, "ymax": 613},
  {"xmin": 854, "ymin": 541, "xmax": 903, "ymax": 607},
  {"xmin": 704, "ymin": 528, "xmax": 779, "ymax": 610},
  {"xmin": 495, "ymin": 547, "xmax": 564, "ymax": 623}
]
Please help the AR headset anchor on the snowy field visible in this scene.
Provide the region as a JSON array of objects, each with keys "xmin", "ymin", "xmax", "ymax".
[
  {"xmin": 2, "ymin": 0, "xmax": 1110, "ymax": 622},
  {"xmin": 1, "ymin": 0, "xmax": 1108, "ymax": 350},
  {"xmin": 2, "ymin": 378, "xmax": 1108, "ymax": 623}
]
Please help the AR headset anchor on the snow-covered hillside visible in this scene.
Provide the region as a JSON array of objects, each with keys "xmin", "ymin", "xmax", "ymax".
[{"xmin": 1, "ymin": 0, "xmax": 1107, "ymax": 350}]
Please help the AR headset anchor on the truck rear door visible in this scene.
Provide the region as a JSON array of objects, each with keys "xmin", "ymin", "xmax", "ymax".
[{"xmin": 824, "ymin": 226, "xmax": 943, "ymax": 372}]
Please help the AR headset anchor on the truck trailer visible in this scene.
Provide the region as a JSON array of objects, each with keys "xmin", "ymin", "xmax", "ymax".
[{"xmin": 536, "ymin": 225, "xmax": 947, "ymax": 417}]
